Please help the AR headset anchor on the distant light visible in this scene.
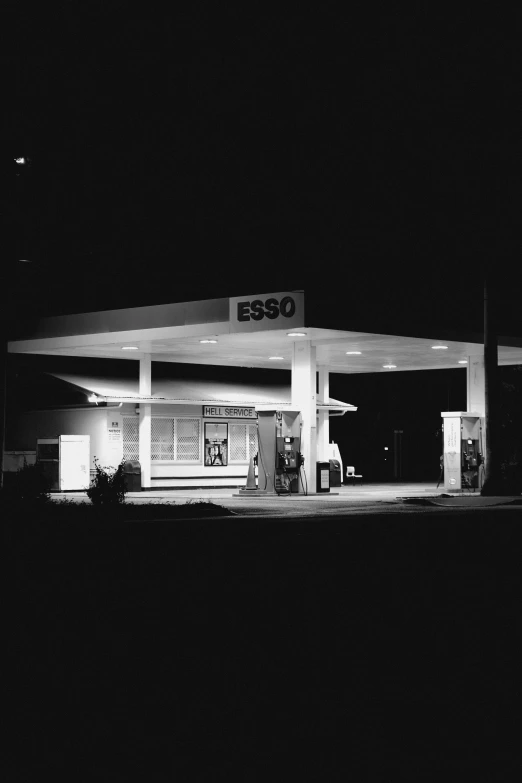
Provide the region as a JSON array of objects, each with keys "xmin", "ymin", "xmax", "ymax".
[
  {"xmin": 384, "ymin": 447, "xmax": 389, "ymax": 451},
  {"xmin": 19, "ymin": 258, "xmax": 32, "ymax": 263},
  {"xmin": 199, "ymin": 339, "xmax": 218, "ymax": 344},
  {"xmin": 431, "ymin": 345, "xmax": 448, "ymax": 350},
  {"xmin": 458, "ymin": 360, "xmax": 468, "ymax": 364},
  {"xmin": 383, "ymin": 364, "xmax": 396, "ymax": 369},
  {"xmin": 88, "ymin": 393, "xmax": 99, "ymax": 404},
  {"xmin": 269, "ymin": 356, "xmax": 285, "ymax": 361},
  {"xmin": 121, "ymin": 346, "xmax": 139, "ymax": 350},
  {"xmin": 287, "ymin": 332, "xmax": 307, "ymax": 337},
  {"xmin": 14, "ymin": 157, "xmax": 26, "ymax": 165},
  {"xmin": 346, "ymin": 351, "xmax": 362, "ymax": 355}
]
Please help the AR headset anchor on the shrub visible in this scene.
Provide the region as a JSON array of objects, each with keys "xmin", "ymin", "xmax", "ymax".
[
  {"xmin": 1, "ymin": 460, "xmax": 52, "ymax": 506},
  {"xmin": 86, "ymin": 457, "xmax": 126, "ymax": 506},
  {"xmin": 500, "ymin": 458, "xmax": 522, "ymax": 495}
]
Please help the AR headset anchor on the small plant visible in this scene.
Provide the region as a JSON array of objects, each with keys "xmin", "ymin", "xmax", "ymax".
[
  {"xmin": 1, "ymin": 459, "xmax": 52, "ymax": 506},
  {"xmin": 86, "ymin": 457, "xmax": 126, "ymax": 506}
]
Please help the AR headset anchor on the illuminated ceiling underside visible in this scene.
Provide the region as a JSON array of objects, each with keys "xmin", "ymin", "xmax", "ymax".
[{"xmin": 10, "ymin": 325, "xmax": 522, "ymax": 373}]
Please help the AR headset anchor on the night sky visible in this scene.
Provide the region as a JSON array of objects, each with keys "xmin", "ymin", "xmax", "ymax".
[
  {"xmin": 7, "ymin": 7, "xmax": 519, "ymax": 319},
  {"xmin": 5, "ymin": 7, "xmax": 521, "ymax": 477}
]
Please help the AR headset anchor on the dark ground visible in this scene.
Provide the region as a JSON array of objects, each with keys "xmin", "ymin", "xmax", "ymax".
[{"xmin": 5, "ymin": 509, "xmax": 521, "ymax": 780}]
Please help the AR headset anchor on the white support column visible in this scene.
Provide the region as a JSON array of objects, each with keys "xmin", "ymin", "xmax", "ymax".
[
  {"xmin": 317, "ymin": 365, "xmax": 330, "ymax": 461},
  {"xmin": 292, "ymin": 340, "xmax": 317, "ymax": 493},
  {"xmin": 139, "ymin": 355, "xmax": 152, "ymax": 489}
]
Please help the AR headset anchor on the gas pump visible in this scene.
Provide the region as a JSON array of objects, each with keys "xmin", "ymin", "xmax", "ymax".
[
  {"xmin": 461, "ymin": 433, "xmax": 482, "ymax": 490},
  {"xmin": 244, "ymin": 409, "xmax": 305, "ymax": 495},
  {"xmin": 441, "ymin": 412, "xmax": 483, "ymax": 491},
  {"xmin": 276, "ymin": 433, "xmax": 304, "ymax": 494}
]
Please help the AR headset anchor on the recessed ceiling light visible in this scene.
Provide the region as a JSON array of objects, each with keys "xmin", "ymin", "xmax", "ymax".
[
  {"xmin": 383, "ymin": 364, "xmax": 397, "ymax": 369},
  {"xmin": 269, "ymin": 356, "xmax": 285, "ymax": 361},
  {"xmin": 121, "ymin": 346, "xmax": 139, "ymax": 350},
  {"xmin": 287, "ymin": 332, "xmax": 307, "ymax": 337},
  {"xmin": 346, "ymin": 351, "xmax": 362, "ymax": 355},
  {"xmin": 199, "ymin": 339, "xmax": 218, "ymax": 344},
  {"xmin": 431, "ymin": 345, "xmax": 448, "ymax": 350},
  {"xmin": 458, "ymin": 360, "xmax": 468, "ymax": 364}
]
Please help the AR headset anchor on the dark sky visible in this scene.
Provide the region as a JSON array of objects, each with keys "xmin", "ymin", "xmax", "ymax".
[{"xmin": 5, "ymin": 6, "xmax": 520, "ymax": 337}]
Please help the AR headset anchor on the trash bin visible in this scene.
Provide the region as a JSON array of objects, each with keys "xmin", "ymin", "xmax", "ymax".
[
  {"xmin": 316, "ymin": 461, "xmax": 330, "ymax": 493},
  {"xmin": 123, "ymin": 460, "xmax": 141, "ymax": 492},
  {"xmin": 329, "ymin": 459, "xmax": 342, "ymax": 487}
]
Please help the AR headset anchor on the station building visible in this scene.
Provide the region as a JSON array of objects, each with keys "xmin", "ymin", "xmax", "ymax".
[{"xmin": 5, "ymin": 290, "xmax": 522, "ymax": 493}]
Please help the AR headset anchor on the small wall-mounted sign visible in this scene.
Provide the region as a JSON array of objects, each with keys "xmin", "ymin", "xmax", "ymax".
[{"xmin": 202, "ymin": 406, "xmax": 256, "ymax": 419}]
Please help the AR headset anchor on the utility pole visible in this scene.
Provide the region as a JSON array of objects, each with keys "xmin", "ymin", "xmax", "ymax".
[
  {"xmin": 1, "ymin": 155, "xmax": 33, "ymax": 489},
  {"xmin": 0, "ymin": 333, "xmax": 6, "ymax": 490},
  {"xmin": 481, "ymin": 270, "xmax": 500, "ymax": 495}
]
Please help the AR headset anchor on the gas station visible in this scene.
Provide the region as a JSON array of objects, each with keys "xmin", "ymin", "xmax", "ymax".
[{"xmin": 6, "ymin": 290, "xmax": 522, "ymax": 495}]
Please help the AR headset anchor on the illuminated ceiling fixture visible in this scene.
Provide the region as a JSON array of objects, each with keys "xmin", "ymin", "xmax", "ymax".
[
  {"xmin": 199, "ymin": 339, "xmax": 218, "ymax": 344},
  {"xmin": 458, "ymin": 360, "xmax": 468, "ymax": 364},
  {"xmin": 346, "ymin": 351, "xmax": 362, "ymax": 355},
  {"xmin": 269, "ymin": 356, "xmax": 285, "ymax": 360},
  {"xmin": 431, "ymin": 345, "xmax": 448, "ymax": 350},
  {"xmin": 121, "ymin": 346, "xmax": 139, "ymax": 350},
  {"xmin": 383, "ymin": 364, "xmax": 396, "ymax": 369},
  {"xmin": 287, "ymin": 332, "xmax": 307, "ymax": 337}
]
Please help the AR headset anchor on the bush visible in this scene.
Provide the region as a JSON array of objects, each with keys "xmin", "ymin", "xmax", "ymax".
[
  {"xmin": 500, "ymin": 458, "xmax": 522, "ymax": 495},
  {"xmin": 86, "ymin": 457, "xmax": 126, "ymax": 506},
  {"xmin": 1, "ymin": 460, "xmax": 52, "ymax": 506}
]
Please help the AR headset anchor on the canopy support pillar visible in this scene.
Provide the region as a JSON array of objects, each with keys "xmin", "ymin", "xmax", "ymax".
[{"xmin": 139, "ymin": 355, "xmax": 152, "ymax": 489}]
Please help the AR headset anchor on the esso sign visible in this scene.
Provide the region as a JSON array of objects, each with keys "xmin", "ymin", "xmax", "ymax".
[
  {"xmin": 237, "ymin": 296, "xmax": 296, "ymax": 322},
  {"xmin": 229, "ymin": 290, "xmax": 304, "ymax": 333}
]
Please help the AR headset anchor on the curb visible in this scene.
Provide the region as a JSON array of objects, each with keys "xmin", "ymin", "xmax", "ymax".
[{"xmin": 399, "ymin": 495, "xmax": 522, "ymax": 508}]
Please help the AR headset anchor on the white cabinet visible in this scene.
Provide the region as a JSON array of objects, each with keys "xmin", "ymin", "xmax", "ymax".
[{"xmin": 36, "ymin": 435, "xmax": 90, "ymax": 491}]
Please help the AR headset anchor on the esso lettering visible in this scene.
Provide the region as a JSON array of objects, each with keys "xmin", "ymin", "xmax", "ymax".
[{"xmin": 237, "ymin": 296, "xmax": 296, "ymax": 322}]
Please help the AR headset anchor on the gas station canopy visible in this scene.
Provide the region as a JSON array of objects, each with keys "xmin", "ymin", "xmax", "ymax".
[
  {"xmin": 8, "ymin": 290, "xmax": 522, "ymax": 372},
  {"xmin": 7, "ymin": 290, "xmax": 522, "ymax": 494}
]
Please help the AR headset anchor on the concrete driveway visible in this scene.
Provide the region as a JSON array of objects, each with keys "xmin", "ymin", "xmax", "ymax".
[{"xmin": 53, "ymin": 482, "xmax": 521, "ymax": 516}]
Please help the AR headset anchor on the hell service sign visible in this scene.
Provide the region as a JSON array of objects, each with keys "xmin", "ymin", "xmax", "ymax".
[{"xmin": 203, "ymin": 406, "xmax": 256, "ymax": 419}]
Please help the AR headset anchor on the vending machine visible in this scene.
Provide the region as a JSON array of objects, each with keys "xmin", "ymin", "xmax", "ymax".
[
  {"xmin": 36, "ymin": 435, "xmax": 90, "ymax": 491},
  {"xmin": 441, "ymin": 413, "xmax": 483, "ymax": 491}
]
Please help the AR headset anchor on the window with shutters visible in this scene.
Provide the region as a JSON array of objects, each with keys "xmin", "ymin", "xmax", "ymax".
[
  {"xmin": 247, "ymin": 423, "xmax": 258, "ymax": 462},
  {"xmin": 122, "ymin": 417, "xmax": 139, "ymax": 461},
  {"xmin": 229, "ymin": 422, "xmax": 258, "ymax": 463},
  {"xmin": 175, "ymin": 418, "xmax": 200, "ymax": 461},
  {"xmin": 151, "ymin": 417, "xmax": 201, "ymax": 462},
  {"xmin": 151, "ymin": 418, "xmax": 175, "ymax": 460}
]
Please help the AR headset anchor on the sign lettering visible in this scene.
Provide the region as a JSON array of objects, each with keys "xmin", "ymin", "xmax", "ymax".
[
  {"xmin": 229, "ymin": 291, "xmax": 304, "ymax": 333},
  {"xmin": 237, "ymin": 295, "xmax": 296, "ymax": 323},
  {"xmin": 203, "ymin": 406, "xmax": 256, "ymax": 419}
]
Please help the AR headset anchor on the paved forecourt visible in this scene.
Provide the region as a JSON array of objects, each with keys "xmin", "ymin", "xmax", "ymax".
[{"xmin": 52, "ymin": 482, "xmax": 522, "ymax": 516}]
